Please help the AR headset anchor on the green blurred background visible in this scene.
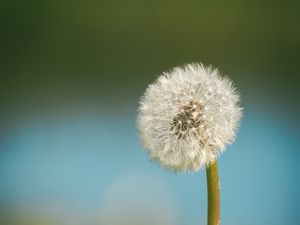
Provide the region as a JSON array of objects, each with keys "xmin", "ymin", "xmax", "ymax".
[{"xmin": 0, "ymin": 1, "xmax": 300, "ymax": 225}]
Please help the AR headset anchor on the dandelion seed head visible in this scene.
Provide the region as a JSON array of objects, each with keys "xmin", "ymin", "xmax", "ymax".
[{"xmin": 137, "ymin": 63, "xmax": 242, "ymax": 172}]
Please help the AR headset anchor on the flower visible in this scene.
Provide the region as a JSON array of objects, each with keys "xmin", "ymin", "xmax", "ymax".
[{"xmin": 137, "ymin": 63, "xmax": 242, "ymax": 172}]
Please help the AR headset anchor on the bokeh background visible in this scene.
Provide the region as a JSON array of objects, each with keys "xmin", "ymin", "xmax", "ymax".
[{"xmin": 1, "ymin": 1, "xmax": 300, "ymax": 225}]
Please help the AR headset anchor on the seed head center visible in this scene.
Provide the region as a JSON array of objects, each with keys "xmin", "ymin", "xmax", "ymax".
[{"xmin": 171, "ymin": 100, "xmax": 204, "ymax": 137}]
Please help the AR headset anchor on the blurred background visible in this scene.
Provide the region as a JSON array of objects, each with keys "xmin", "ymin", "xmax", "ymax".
[{"xmin": 1, "ymin": 1, "xmax": 300, "ymax": 225}]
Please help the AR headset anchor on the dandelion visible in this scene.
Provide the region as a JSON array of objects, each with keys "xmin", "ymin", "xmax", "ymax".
[
  {"xmin": 137, "ymin": 63, "xmax": 242, "ymax": 225},
  {"xmin": 137, "ymin": 63, "xmax": 241, "ymax": 172}
]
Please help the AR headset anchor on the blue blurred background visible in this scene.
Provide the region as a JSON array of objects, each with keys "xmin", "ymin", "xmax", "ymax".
[{"xmin": 1, "ymin": 1, "xmax": 300, "ymax": 225}]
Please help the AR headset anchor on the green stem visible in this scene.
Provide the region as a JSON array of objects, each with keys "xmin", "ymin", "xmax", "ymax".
[{"xmin": 206, "ymin": 160, "xmax": 220, "ymax": 225}]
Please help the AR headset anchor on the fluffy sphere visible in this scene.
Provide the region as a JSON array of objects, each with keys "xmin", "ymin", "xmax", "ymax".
[{"xmin": 137, "ymin": 63, "xmax": 242, "ymax": 172}]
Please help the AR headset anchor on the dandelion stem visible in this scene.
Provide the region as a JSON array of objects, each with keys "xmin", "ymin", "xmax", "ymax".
[{"xmin": 206, "ymin": 160, "xmax": 220, "ymax": 225}]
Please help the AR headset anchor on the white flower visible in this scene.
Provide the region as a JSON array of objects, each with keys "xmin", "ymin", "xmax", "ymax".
[{"xmin": 137, "ymin": 63, "xmax": 242, "ymax": 172}]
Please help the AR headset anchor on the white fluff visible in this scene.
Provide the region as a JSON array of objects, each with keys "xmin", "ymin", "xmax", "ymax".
[{"xmin": 137, "ymin": 63, "xmax": 242, "ymax": 172}]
